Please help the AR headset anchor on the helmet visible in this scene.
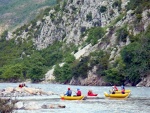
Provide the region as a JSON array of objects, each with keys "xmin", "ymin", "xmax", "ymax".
[
  {"xmin": 77, "ymin": 88, "xmax": 80, "ymax": 90},
  {"xmin": 68, "ymin": 88, "xmax": 70, "ymax": 90}
]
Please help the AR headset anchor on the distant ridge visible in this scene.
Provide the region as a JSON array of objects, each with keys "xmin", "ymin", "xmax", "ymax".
[{"xmin": 0, "ymin": 0, "xmax": 56, "ymax": 34}]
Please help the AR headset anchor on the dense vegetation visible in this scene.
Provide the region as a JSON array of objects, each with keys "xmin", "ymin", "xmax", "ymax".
[{"xmin": 0, "ymin": 30, "xmax": 77, "ymax": 82}]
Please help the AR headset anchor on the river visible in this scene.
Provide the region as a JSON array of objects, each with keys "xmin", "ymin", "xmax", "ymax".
[{"xmin": 0, "ymin": 83, "xmax": 150, "ymax": 113}]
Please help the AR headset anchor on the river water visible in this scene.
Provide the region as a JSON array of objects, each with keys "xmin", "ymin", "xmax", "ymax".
[{"xmin": 0, "ymin": 83, "xmax": 150, "ymax": 113}]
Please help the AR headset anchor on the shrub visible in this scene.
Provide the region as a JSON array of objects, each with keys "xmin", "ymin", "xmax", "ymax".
[
  {"xmin": 72, "ymin": 56, "xmax": 89, "ymax": 79},
  {"xmin": 116, "ymin": 26, "xmax": 128, "ymax": 43},
  {"xmin": 86, "ymin": 12, "xmax": 92, "ymax": 21},
  {"xmin": 104, "ymin": 68, "xmax": 124, "ymax": 85},
  {"xmin": 99, "ymin": 6, "xmax": 107, "ymax": 13},
  {"xmin": 136, "ymin": 14, "xmax": 142, "ymax": 22},
  {"xmin": 54, "ymin": 63, "xmax": 72, "ymax": 83},
  {"xmin": 86, "ymin": 27, "xmax": 105, "ymax": 45}
]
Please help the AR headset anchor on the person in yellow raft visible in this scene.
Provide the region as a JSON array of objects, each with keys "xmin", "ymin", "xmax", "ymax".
[
  {"xmin": 76, "ymin": 88, "xmax": 82, "ymax": 96},
  {"xmin": 121, "ymin": 85, "xmax": 125, "ymax": 94},
  {"xmin": 111, "ymin": 85, "xmax": 118, "ymax": 94},
  {"xmin": 64, "ymin": 88, "xmax": 72, "ymax": 96}
]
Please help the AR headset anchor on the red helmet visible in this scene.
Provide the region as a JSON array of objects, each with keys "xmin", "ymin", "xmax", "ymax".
[{"xmin": 68, "ymin": 88, "xmax": 70, "ymax": 90}]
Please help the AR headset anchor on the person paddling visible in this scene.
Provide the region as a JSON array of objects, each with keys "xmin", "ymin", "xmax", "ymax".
[
  {"xmin": 76, "ymin": 88, "xmax": 81, "ymax": 96},
  {"xmin": 121, "ymin": 85, "xmax": 125, "ymax": 94},
  {"xmin": 65, "ymin": 88, "xmax": 72, "ymax": 96},
  {"xmin": 87, "ymin": 90, "xmax": 97, "ymax": 96},
  {"xmin": 114, "ymin": 85, "xmax": 118, "ymax": 91}
]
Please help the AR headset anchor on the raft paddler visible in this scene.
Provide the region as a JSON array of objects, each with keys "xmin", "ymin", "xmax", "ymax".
[{"xmin": 64, "ymin": 88, "xmax": 72, "ymax": 96}]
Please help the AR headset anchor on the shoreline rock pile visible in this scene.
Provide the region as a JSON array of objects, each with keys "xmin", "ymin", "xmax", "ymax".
[
  {"xmin": 0, "ymin": 86, "xmax": 56, "ymax": 97},
  {"xmin": 14, "ymin": 101, "xmax": 66, "ymax": 110}
]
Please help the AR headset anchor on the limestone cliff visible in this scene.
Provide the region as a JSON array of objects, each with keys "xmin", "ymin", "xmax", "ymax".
[{"xmin": 4, "ymin": 0, "xmax": 150, "ymax": 86}]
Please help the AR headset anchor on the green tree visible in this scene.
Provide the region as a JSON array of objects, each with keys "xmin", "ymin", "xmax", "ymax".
[
  {"xmin": 86, "ymin": 12, "xmax": 92, "ymax": 21},
  {"xmin": 99, "ymin": 6, "xmax": 107, "ymax": 13},
  {"xmin": 86, "ymin": 27, "xmax": 105, "ymax": 45},
  {"xmin": 104, "ymin": 68, "xmax": 124, "ymax": 85},
  {"xmin": 0, "ymin": 64, "xmax": 26, "ymax": 82}
]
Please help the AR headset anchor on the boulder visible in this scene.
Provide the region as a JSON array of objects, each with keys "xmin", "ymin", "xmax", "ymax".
[
  {"xmin": 41, "ymin": 104, "xmax": 65, "ymax": 109},
  {"xmin": 14, "ymin": 102, "xmax": 24, "ymax": 109},
  {"xmin": 24, "ymin": 102, "xmax": 41, "ymax": 110}
]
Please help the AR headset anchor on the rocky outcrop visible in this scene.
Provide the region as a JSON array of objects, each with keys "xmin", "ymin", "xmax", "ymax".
[
  {"xmin": 136, "ymin": 75, "xmax": 150, "ymax": 87},
  {"xmin": 0, "ymin": 86, "xmax": 56, "ymax": 97},
  {"xmin": 14, "ymin": 102, "xmax": 65, "ymax": 110},
  {"xmin": 70, "ymin": 66, "xmax": 107, "ymax": 86},
  {"xmin": 32, "ymin": 0, "xmax": 121, "ymax": 50}
]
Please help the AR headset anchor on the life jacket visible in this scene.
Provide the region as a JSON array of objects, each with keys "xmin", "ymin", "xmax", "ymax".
[
  {"xmin": 67, "ymin": 90, "xmax": 72, "ymax": 96},
  {"xmin": 114, "ymin": 86, "xmax": 118, "ymax": 91},
  {"xmin": 88, "ymin": 91, "xmax": 92, "ymax": 96},
  {"xmin": 88, "ymin": 91, "xmax": 97, "ymax": 96},
  {"xmin": 122, "ymin": 89, "xmax": 125, "ymax": 94},
  {"xmin": 19, "ymin": 84, "xmax": 23, "ymax": 88},
  {"xmin": 77, "ymin": 90, "xmax": 81, "ymax": 96}
]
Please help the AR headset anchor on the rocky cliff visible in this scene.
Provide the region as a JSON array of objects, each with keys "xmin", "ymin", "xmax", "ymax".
[{"xmin": 3, "ymin": 0, "xmax": 150, "ymax": 86}]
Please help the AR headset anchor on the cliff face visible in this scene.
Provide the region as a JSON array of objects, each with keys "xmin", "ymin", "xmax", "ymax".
[
  {"xmin": 33, "ymin": 0, "xmax": 122, "ymax": 49},
  {"xmin": 42, "ymin": 0, "xmax": 150, "ymax": 86}
]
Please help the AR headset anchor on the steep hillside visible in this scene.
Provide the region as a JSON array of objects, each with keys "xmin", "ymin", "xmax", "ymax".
[
  {"xmin": 0, "ymin": 0, "xmax": 150, "ymax": 86},
  {"xmin": 0, "ymin": 0, "xmax": 56, "ymax": 34}
]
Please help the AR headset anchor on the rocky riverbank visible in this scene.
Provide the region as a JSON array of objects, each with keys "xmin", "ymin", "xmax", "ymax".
[{"xmin": 0, "ymin": 85, "xmax": 66, "ymax": 112}]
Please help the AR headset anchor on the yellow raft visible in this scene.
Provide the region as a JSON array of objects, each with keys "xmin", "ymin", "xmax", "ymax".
[
  {"xmin": 115, "ymin": 90, "xmax": 131, "ymax": 94},
  {"xmin": 60, "ymin": 95, "xmax": 84, "ymax": 100},
  {"xmin": 104, "ymin": 92, "xmax": 130, "ymax": 98}
]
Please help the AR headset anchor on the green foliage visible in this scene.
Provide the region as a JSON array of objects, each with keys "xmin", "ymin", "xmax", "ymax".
[
  {"xmin": 86, "ymin": 12, "xmax": 92, "ymax": 21},
  {"xmin": 72, "ymin": 56, "xmax": 89, "ymax": 79},
  {"xmin": 120, "ymin": 25, "xmax": 150, "ymax": 85},
  {"xmin": 62, "ymin": 0, "xmax": 67, "ymax": 11},
  {"xmin": 86, "ymin": 27, "xmax": 105, "ymax": 45},
  {"xmin": 28, "ymin": 66, "xmax": 44, "ymax": 82},
  {"xmin": 65, "ymin": 54, "xmax": 75, "ymax": 64},
  {"xmin": 104, "ymin": 68, "xmax": 124, "ymax": 85},
  {"xmin": 116, "ymin": 26, "xmax": 128, "ymax": 43},
  {"xmin": 54, "ymin": 4, "xmax": 61, "ymax": 12},
  {"xmin": 0, "ymin": 64, "xmax": 26, "ymax": 82},
  {"xmin": 99, "ymin": 6, "xmax": 107, "ymax": 13},
  {"xmin": 136, "ymin": 14, "xmax": 142, "ymax": 22},
  {"xmin": 126, "ymin": 0, "xmax": 150, "ymax": 14},
  {"xmin": 40, "ymin": 42, "xmax": 63, "ymax": 67},
  {"xmin": 129, "ymin": 34, "xmax": 140, "ymax": 43},
  {"xmin": 89, "ymin": 51, "xmax": 110, "ymax": 76},
  {"xmin": 56, "ymin": 0, "xmax": 62, "ymax": 4},
  {"xmin": 54, "ymin": 63, "xmax": 72, "ymax": 83},
  {"xmin": 0, "ymin": 30, "xmax": 8, "ymax": 38},
  {"xmin": 108, "ymin": 13, "xmax": 125, "ymax": 27}
]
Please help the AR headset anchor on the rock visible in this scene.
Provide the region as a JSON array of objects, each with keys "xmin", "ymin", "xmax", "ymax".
[
  {"xmin": 70, "ymin": 66, "xmax": 106, "ymax": 86},
  {"xmin": 5, "ymin": 87, "xmax": 14, "ymax": 93},
  {"xmin": 14, "ymin": 102, "xmax": 24, "ymax": 109},
  {"xmin": 136, "ymin": 75, "xmax": 150, "ymax": 87},
  {"xmin": 48, "ymin": 104, "xmax": 66, "ymax": 109},
  {"xmin": 58, "ymin": 104, "xmax": 66, "ymax": 108},
  {"xmin": 41, "ymin": 104, "xmax": 66, "ymax": 109},
  {"xmin": 41, "ymin": 104, "xmax": 48, "ymax": 109},
  {"xmin": 24, "ymin": 102, "xmax": 41, "ymax": 110}
]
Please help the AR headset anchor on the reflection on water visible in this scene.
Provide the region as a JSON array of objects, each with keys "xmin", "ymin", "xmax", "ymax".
[{"xmin": 0, "ymin": 83, "xmax": 150, "ymax": 113}]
